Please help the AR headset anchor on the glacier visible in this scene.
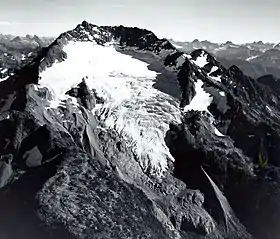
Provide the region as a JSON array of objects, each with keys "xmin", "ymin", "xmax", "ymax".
[{"xmin": 39, "ymin": 40, "xmax": 182, "ymax": 176}]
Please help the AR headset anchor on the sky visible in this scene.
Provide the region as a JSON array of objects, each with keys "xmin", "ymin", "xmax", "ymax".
[{"xmin": 0, "ymin": 0, "xmax": 279, "ymax": 44}]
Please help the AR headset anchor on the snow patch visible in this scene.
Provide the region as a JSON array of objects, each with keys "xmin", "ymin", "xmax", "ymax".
[
  {"xmin": 172, "ymin": 43, "xmax": 183, "ymax": 49},
  {"xmin": 92, "ymin": 26, "xmax": 100, "ymax": 33},
  {"xmin": 219, "ymin": 91, "xmax": 225, "ymax": 96},
  {"xmin": 39, "ymin": 41, "xmax": 182, "ymax": 176},
  {"xmin": 93, "ymin": 34, "xmax": 100, "ymax": 39},
  {"xmin": 0, "ymin": 68, "xmax": 8, "ymax": 74},
  {"xmin": 192, "ymin": 54, "xmax": 208, "ymax": 68},
  {"xmin": 184, "ymin": 79, "xmax": 213, "ymax": 112},
  {"xmin": 209, "ymin": 115, "xmax": 225, "ymax": 137},
  {"xmin": 210, "ymin": 75, "xmax": 222, "ymax": 82},
  {"xmin": 208, "ymin": 66, "xmax": 222, "ymax": 82},
  {"xmin": 214, "ymin": 127, "xmax": 224, "ymax": 137},
  {"xmin": 81, "ymin": 29, "xmax": 94, "ymax": 41},
  {"xmin": 246, "ymin": 55, "xmax": 259, "ymax": 61},
  {"xmin": 209, "ymin": 66, "xmax": 218, "ymax": 74},
  {"xmin": 0, "ymin": 76, "xmax": 9, "ymax": 82}
]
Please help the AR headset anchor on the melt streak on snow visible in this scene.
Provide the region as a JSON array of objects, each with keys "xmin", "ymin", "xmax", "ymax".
[{"xmin": 39, "ymin": 40, "xmax": 182, "ymax": 176}]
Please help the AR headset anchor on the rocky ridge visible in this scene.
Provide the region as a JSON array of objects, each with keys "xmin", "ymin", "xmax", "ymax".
[{"xmin": 169, "ymin": 39, "xmax": 280, "ymax": 79}]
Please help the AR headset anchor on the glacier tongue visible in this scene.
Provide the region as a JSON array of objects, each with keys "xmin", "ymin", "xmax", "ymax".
[{"xmin": 39, "ymin": 40, "xmax": 182, "ymax": 176}]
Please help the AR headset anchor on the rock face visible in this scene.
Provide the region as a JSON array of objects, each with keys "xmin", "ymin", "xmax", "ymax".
[{"xmin": 0, "ymin": 21, "xmax": 279, "ymax": 239}]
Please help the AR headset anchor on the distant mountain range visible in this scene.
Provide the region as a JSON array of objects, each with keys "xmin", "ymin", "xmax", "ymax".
[
  {"xmin": 0, "ymin": 34, "xmax": 54, "ymax": 80},
  {"xmin": 1, "ymin": 34, "xmax": 280, "ymax": 81},
  {"xmin": 169, "ymin": 39, "xmax": 280, "ymax": 79}
]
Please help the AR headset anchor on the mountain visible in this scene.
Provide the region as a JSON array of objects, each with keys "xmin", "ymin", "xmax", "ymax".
[
  {"xmin": 0, "ymin": 34, "xmax": 54, "ymax": 81},
  {"xmin": 169, "ymin": 39, "xmax": 280, "ymax": 79},
  {"xmin": 1, "ymin": 21, "xmax": 280, "ymax": 239},
  {"xmin": 216, "ymin": 57, "xmax": 280, "ymax": 80},
  {"xmin": 169, "ymin": 39, "xmax": 275, "ymax": 60},
  {"xmin": 250, "ymin": 49, "xmax": 280, "ymax": 67}
]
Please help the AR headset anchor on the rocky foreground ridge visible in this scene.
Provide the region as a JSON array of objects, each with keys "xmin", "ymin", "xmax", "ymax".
[{"xmin": 0, "ymin": 21, "xmax": 280, "ymax": 239}]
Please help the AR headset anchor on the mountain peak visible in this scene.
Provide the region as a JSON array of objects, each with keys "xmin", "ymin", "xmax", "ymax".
[
  {"xmin": 273, "ymin": 42, "xmax": 280, "ymax": 48},
  {"xmin": 225, "ymin": 40, "xmax": 233, "ymax": 45},
  {"xmin": 81, "ymin": 20, "xmax": 90, "ymax": 27},
  {"xmin": 192, "ymin": 39, "xmax": 200, "ymax": 43},
  {"xmin": 229, "ymin": 64, "xmax": 243, "ymax": 73},
  {"xmin": 45, "ymin": 22, "xmax": 176, "ymax": 60},
  {"xmin": 79, "ymin": 20, "xmax": 99, "ymax": 31}
]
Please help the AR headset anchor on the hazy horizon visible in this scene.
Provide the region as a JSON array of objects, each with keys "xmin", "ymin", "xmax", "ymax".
[{"xmin": 0, "ymin": 0, "xmax": 279, "ymax": 44}]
